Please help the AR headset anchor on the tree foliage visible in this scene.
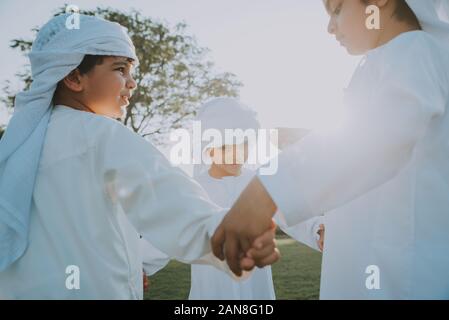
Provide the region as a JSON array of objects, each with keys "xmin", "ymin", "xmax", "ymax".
[{"xmin": 2, "ymin": 6, "xmax": 242, "ymax": 144}]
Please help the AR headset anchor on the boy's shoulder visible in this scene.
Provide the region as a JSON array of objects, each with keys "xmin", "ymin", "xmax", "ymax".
[
  {"xmin": 49, "ymin": 105, "xmax": 138, "ymax": 148},
  {"xmin": 380, "ymin": 31, "xmax": 443, "ymax": 63},
  {"xmin": 375, "ymin": 31, "xmax": 449, "ymax": 82}
]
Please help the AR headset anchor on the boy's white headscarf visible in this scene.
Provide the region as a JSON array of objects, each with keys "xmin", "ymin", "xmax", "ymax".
[
  {"xmin": 193, "ymin": 97, "xmax": 260, "ymax": 178},
  {"xmin": 406, "ymin": 0, "xmax": 449, "ymax": 41},
  {"xmin": 0, "ymin": 14, "xmax": 138, "ymax": 271}
]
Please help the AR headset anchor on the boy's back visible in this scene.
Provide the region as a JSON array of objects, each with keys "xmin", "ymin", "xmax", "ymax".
[{"xmin": 0, "ymin": 105, "xmax": 145, "ymax": 299}]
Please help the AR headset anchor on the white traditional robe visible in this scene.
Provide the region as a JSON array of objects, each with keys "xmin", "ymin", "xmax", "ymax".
[
  {"xmin": 120, "ymin": 215, "xmax": 170, "ymax": 276},
  {"xmin": 189, "ymin": 168, "xmax": 323, "ymax": 300},
  {"xmin": 0, "ymin": 105, "xmax": 231, "ymax": 299},
  {"xmin": 258, "ymin": 31, "xmax": 449, "ymax": 299}
]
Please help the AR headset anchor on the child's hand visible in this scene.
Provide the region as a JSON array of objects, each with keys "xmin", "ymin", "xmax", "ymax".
[
  {"xmin": 143, "ymin": 270, "xmax": 149, "ymax": 292},
  {"xmin": 211, "ymin": 177, "xmax": 277, "ymax": 276},
  {"xmin": 317, "ymin": 224, "xmax": 325, "ymax": 252},
  {"xmin": 241, "ymin": 220, "xmax": 280, "ymax": 270}
]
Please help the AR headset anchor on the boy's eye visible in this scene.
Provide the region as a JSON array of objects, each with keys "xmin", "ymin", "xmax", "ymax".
[{"xmin": 115, "ymin": 67, "xmax": 126, "ymax": 74}]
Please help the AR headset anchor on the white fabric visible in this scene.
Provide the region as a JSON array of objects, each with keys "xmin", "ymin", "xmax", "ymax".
[
  {"xmin": 276, "ymin": 215, "xmax": 323, "ymax": 252},
  {"xmin": 406, "ymin": 0, "xmax": 449, "ymax": 42},
  {"xmin": 0, "ymin": 105, "xmax": 234, "ymax": 299},
  {"xmin": 189, "ymin": 169, "xmax": 275, "ymax": 300},
  {"xmin": 0, "ymin": 14, "xmax": 138, "ymax": 271},
  {"xmin": 196, "ymin": 97, "xmax": 260, "ymax": 144},
  {"xmin": 140, "ymin": 239, "xmax": 170, "ymax": 276},
  {"xmin": 120, "ymin": 216, "xmax": 170, "ymax": 276},
  {"xmin": 259, "ymin": 31, "xmax": 449, "ymax": 299}
]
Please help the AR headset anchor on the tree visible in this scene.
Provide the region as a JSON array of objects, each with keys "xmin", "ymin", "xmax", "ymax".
[{"xmin": 2, "ymin": 6, "xmax": 242, "ymax": 144}]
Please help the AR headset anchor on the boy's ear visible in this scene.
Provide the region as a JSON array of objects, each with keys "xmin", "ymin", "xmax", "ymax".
[{"xmin": 62, "ymin": 69, "xmax": 84, "ymax": 92}]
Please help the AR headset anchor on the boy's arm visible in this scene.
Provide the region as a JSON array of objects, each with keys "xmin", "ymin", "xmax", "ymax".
[
  {"xmin": 100, "ymin": 122, "xmax": 228, "ymax": 263},
  {"xmin": 98, "ymin": 122, "xmax": 275, "ymax": 277},
  {"xmin": 257, "ymin": 39, "xmax": 445, "ymax": 227},
  {"xmin": 211, "ymin": 38, "xmax": 445, "ymax": 271}
]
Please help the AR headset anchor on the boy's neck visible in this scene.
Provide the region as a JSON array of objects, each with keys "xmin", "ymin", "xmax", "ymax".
[{"xmin": 54, "ymin": 95, "xmax": 95, "ymax": 114}]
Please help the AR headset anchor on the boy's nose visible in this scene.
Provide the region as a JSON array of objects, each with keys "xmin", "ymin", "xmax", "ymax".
[{"xmin": 127, "ymin": 76, "xmax": 137, "ymax": 90}]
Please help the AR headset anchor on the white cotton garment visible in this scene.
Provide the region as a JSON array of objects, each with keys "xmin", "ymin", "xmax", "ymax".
[
  {"xmin": 406, "ymin": 0, "xmax": 449, "ymax": 42},
  {"xmin": 189, "ymin": 169, "xmax": 275, "ymax": 300},
  {"xmin": 0, "ymin": 105, "xmax": 231, "ymax": 299},
  {"xmin": 189, "ymin": 168, "xmax": 323, "ymax": 300},
  {"xmin": 140, "ymin": 238, "xmax": 170, "ymax": 277},
  {"xmin": 119, "ymin": 215, "xmax": 170, "ymax": 277},
  {"xmin": 259, "ymin": 31, "xmax": 449, "ymax": 299}
]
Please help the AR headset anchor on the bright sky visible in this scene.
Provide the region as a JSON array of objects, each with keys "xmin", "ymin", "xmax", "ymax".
[{"xmin": 0, "ymin": 0, "xmax": 360, "ymax": 129}]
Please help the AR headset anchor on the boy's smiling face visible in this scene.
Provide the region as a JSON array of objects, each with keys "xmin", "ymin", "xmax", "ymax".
[
  {"xmin": 54, "ymin": 55, "xmax": 137, "ymax": 119},
  {"xmin": 81, "ymin": 56, "xmax": 136, "ymax": 118}
]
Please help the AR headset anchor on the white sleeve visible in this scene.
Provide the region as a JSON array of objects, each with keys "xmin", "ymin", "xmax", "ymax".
[
  {"xmin": 275, "ymin": 213, "xmax": 324, "ymax": 251},
  {"xmin": 140, "ymin": 238, "xmax": 170, "ymax": 276},
  {"xmin": 258, "ymin": 37, "xmax": 445, "ymax": 227},
  {"xmin": 97, "ymin": 123, "xmax": 238, "ymax": 276}
]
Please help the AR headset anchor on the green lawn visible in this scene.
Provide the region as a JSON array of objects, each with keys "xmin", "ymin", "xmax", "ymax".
[{"xmin": 145, "ymin": 236, "xmax": 322, "ymax": 300}]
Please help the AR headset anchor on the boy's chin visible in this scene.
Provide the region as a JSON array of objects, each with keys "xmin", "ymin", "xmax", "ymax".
[
  {"xmin": 102, "ymin": 106, "xmax": 125, "ymax": 119},
  {"xmin": 344, "ymin": 45, "xmax": 369, "ymax": 56}
]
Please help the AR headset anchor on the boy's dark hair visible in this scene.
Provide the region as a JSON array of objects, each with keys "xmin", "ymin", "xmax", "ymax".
[
  {"xmin": 52, "ymin": 55, "xmax": 105, "ymax": 102},
  {"xmin": 361, "ymin": 0, "xmax": 422, "ymax": 28},
  {"xmin": 77, "ymin": 55, "xmax": 105, "ymax": 74},
  {"xmin": 392, "ymin": 0, "xmax": 421, "ymax": 27}
]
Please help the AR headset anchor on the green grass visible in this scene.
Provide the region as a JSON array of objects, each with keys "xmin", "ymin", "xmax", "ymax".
[{"xmin": 145, "ymin": 236, "xmax": 322, "ymax": 300}]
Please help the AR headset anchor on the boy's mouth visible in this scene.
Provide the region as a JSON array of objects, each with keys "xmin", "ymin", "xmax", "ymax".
[
  {"xmin": 336, "ymin": 35, "xmax": 345, "ymax": 46},
  {"xmin": 120, "ymin": 94, "xmax": 131, "ymax": 105}
]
